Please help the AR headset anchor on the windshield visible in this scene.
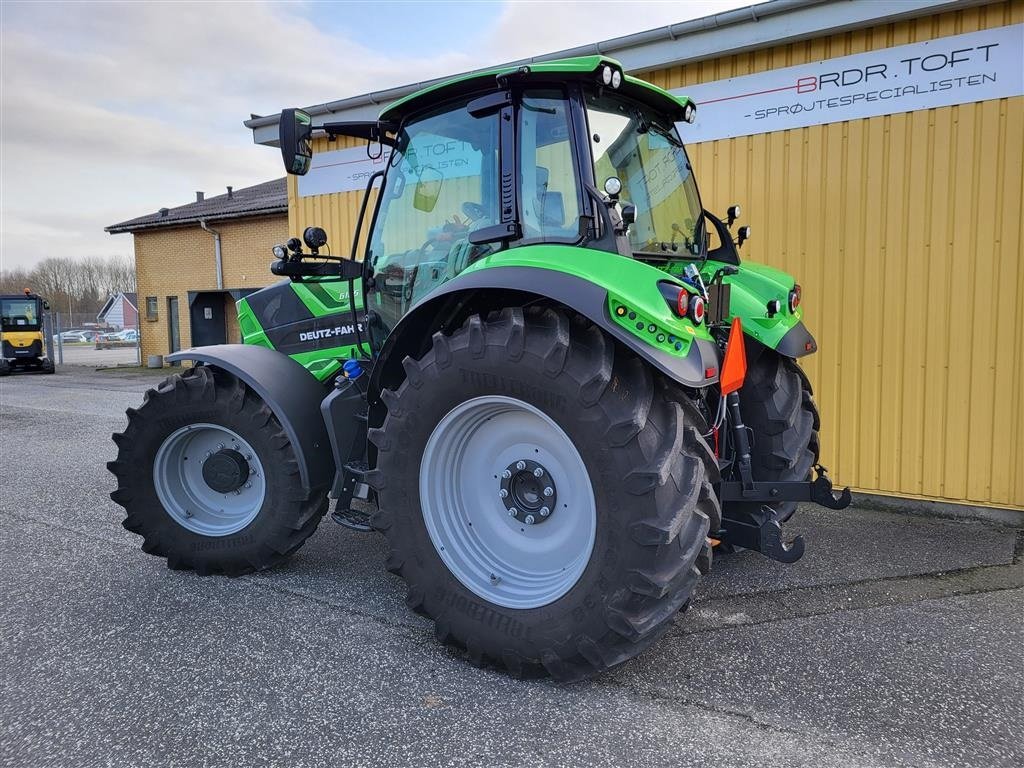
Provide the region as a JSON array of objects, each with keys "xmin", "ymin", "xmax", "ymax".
[
  {"xmin": 586, "ymin": 92, "xmax": 703, "ymax": 256},
  {"xmin": 0, "ymin": 298, "xmax": 41, "ymax": 330}
]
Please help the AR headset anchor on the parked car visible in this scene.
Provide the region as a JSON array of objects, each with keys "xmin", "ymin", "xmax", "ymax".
[
  {"xmin": 52, "ymin": 331, "xmax": 91, "ymax": 344},
  {"xmin": 106, "ymin": 329, "xmax": 138, "ymax": 342},
  {"xmin": 94, "ymin": 328, "xmax": 138, "ymax": 348}
]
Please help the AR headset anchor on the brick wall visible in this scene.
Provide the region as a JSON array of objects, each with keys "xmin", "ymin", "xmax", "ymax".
[{"xmin": 132, "ymin": 214, "xmax": 288, "ymax": 363}]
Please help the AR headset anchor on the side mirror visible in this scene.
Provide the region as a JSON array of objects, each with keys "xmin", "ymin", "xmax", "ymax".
[
  {"xmin": 726, "ymin": 204, "xmax": 741, "ymax": 227},
  {"xmin": 280, "ymin": 108, "xmax": 313, "ymax": 176},
  {"xmin": 413, "ymin": 167, "xmax": 443, "ymax": 213},
  {"xmin": 737, "ymin": 225, "xmax": 751, "ymax": 248},
  {"xmin": 42, "ymin": 300, "xmax": 50, "ymax": 311}
]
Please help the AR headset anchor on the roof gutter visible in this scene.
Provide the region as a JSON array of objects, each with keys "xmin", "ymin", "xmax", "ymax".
[{"xmin": 199, "ymin": 219, "xmax": 224, "ymax": 291}]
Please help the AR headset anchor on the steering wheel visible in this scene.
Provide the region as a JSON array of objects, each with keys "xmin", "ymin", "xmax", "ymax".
[{"xmin": 462, "ymin": 201, "xmax": 488, "ymax": 223}]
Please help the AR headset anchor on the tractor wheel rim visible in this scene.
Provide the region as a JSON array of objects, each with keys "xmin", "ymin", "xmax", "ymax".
[
  {"xmin": 153, "ymin": 423, "xmax": 266, "ymax": 537},
  {"xmin": 420, "ymin": 395, "xmax": 596, "ymax": 610}
]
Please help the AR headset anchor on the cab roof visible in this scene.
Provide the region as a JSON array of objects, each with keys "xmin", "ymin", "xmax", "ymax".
[{"xmin": 378, "ymin": 55, "xmax": 692, "ymax": 124}]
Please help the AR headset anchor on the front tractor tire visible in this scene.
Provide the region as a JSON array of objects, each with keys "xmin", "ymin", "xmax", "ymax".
[
  {"xmin": 370, "ymin": 308, "xmax": 721, "ymax": 681},
  {"xmin": 108, "ymin": 366, "xmax": 328, "ymax": 576}
]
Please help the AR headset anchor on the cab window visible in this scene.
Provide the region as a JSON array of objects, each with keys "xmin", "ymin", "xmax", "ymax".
[
  {"xmin": 368, "ymin": 98, "xmax": 499, "ymax": 331},
  {"xmin": 517, "ymin": 89, "xmax": 582, "ymax": 245}
]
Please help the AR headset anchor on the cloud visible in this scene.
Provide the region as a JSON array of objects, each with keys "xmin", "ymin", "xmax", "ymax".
[
  {"xmin": 0, "ymin": 0, "xmax": 754, "ymax": 270},
  {"xmin": 479, "ymin": 1, "xmax": 754, "ymax": 65},
  {"xmin": 0, "ymin": 1, "xmax": 481, "ymax": 268}
]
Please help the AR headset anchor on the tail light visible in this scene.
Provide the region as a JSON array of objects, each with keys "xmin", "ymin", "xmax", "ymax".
[
  {"xmin": 788, "ymin": 284, "xmax": 802, "ymax": 313},
  {"xmin": 689, "ymin": 295, "xmax": 706, "ymax": 325},
  {"xmin": 675, "ymin": 289, "xmax": 688, "ymax": 317},
  {"xmin": 659, "ymin": 281, "xmax": 706, "ymax": 326}
]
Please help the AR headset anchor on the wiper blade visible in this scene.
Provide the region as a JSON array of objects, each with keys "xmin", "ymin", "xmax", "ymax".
[{"xmin": 649, "ymin": 122, "xmax": 682, "ymax": 148}]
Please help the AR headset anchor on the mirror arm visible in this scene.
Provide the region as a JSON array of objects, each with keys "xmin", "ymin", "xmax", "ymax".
[{"xmin": 321, "ymin": 120, "xmax": 399, "ymax": 147}]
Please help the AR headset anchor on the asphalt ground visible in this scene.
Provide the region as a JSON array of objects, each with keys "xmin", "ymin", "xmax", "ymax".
[{"xmin": 1, "ymin": 369, "xmax": 1021, "ymax": 768}]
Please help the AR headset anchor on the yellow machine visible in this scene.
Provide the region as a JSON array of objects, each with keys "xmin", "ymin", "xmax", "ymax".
[{"xmin": 0, "ymin": 289, "xmax": 54, "ymax": 375}]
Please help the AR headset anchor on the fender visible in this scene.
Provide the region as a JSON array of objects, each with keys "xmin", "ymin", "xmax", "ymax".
[
  {"xmin": 775, "ymin": 321, "xmax": 817, "ymax": 359},
  {"xmin": 167, "ymin": 344, "xmax": 334, "ymax": 492},
  {"xmin": 367, "ymin": 265, "xmax": 721, "ymax": 410}
]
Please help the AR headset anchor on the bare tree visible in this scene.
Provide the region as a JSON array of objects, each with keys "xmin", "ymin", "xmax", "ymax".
[{"xmin": 0, "ymin": 254, "xmax": 136, "ymax": 316}]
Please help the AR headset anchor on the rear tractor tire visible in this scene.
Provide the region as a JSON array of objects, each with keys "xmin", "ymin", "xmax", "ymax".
[
  {"xmin": 108, "ymin": 366, "xmax": 328, "ymax": 576},
  {"xmin": 370, "ymin": 308, "xmax": 720, "ymax": 681}
]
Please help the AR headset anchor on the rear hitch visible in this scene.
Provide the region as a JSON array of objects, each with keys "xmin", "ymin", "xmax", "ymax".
[
  {"xmin": 717, "ymin": 384, "xmax": 850, "ymax": 563},
  {"xmin": 719, "ymin": 505, "xmax": 805, "ymax": 564},
  {"xmin": 717, "ymin": 465, "xmax": 851, "ymax": 563}
]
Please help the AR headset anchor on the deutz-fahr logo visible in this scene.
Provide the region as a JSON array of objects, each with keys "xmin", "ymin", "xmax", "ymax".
[{"xmin": 298, "ymin": 324, "xmax": 363, "ymax": 343}]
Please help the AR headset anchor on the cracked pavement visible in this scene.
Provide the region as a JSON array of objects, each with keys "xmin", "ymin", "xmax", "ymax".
[{"xmin": 1, "ymin": 369, "xmax": 1021, "ymax": 768}]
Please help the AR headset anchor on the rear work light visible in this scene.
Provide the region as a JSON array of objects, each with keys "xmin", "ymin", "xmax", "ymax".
[{"xmin": 788, "ymin": 284, "xmax": 802, "ymax": 313}]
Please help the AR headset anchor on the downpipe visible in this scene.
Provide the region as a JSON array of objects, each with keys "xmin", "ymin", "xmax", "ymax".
[{"xmin": 200, "ymin": 219, "xmax": 224, "ymax": 290}]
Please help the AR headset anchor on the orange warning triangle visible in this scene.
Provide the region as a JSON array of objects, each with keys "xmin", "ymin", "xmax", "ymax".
[{"xmin": 720, "ymin": 317, "xmax": 747, "ymax": 394}]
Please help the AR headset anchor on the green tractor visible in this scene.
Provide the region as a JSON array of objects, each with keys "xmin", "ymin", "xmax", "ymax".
[{"xmin": 109, "ymin": 57, "xmax": 849, "ymax": 680}]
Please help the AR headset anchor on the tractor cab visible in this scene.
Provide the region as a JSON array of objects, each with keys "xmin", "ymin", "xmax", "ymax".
[{"xmin": 277, "ymin": 57, "xmax": 717, "ymax": 334}]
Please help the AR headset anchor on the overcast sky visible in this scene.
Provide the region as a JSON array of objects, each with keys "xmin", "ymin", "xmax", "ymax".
[{"xmin": 0, "ymin": 0, "xmax": 758, "ymax": 270}]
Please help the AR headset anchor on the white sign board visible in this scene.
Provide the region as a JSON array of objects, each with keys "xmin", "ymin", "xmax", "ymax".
[{"xmin": 673, "ymin": 24, "xmax": 1024, "ymax": 143}]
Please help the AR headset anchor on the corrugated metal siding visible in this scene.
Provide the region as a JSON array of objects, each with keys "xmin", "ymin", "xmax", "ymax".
[
  {"xmin": 641, "ymin": 0, "xmax": 1024, "ymax": 509},
  {"xmin": 291, "ymin": 0, "xmax": 1023, "ymax": 510}
]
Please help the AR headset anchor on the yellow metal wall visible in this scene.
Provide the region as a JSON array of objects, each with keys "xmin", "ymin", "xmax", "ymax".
[
  {"xmin": 641, "ymin": 0, "xmax": 1024, "ymax": 510},
  {"xmin": 290, "ymin": 1, "xmax": 1023, "ymax": 510}
]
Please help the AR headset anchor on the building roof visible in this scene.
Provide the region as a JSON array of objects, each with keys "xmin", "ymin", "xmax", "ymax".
[
  {"xmin": 105, "ymin": 179, "xmax": 287, "ymax": 234},
  {"xmin": 245, "ymin": 0, "xmax": 987, "ymax": 146}
]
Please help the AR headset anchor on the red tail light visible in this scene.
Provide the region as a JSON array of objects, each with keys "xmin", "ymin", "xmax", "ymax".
[
  {"xmin": 788, "ymin": 284, "xmax": 802, "ymax": 313},
  {"xmin": 676, "ymin": 290, "xmax": 688, "ymax": 318},
  {"xmin": 659, "ymin": 281, "xmax": 705, "ymax": 325},
  {"xmin": 690, "ymin": 296, "xmax": 705, "ymax": 325}
]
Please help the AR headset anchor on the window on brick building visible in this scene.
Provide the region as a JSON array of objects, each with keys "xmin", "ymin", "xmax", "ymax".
[{"xmin": 146, "ymin": 296, "xmax": 158, "ymax": 321}]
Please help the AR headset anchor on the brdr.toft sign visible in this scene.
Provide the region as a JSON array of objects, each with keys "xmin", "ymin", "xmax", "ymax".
[{"xmin": 674, "ymin": 24, "xmax": 1024, "ymax": 143}]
